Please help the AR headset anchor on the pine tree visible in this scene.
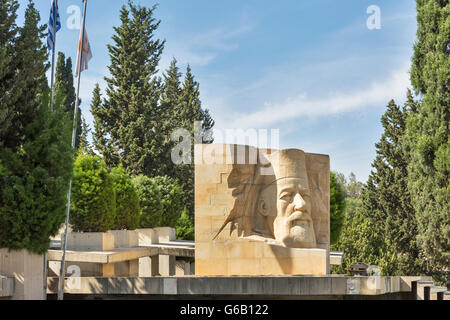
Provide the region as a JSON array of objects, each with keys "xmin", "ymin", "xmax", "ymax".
[
  {"xmin": 78, "ymin": 116, "xmax": 92, "ymax": 153},
  {"xmin": 0, "ymin": 1, "xmax": 73, "ymax": 253},
  {"xmin": 332, "ymin": 95, "xmax": 425, "ymax": 276},
  {"xmin": 54, "ymin": 51, "xmax": 81, "ymax": 147},
  {"xmin": 159, "ymin": 58, "xmax": 183, "ymax": 177},
  {"xmin": 91, "ymin": 83, "xmax": 117, "ymax": 162},
  {"xmin": 407, "ymin": 0, "xmax": 449, "ymax": 285},
  {"xmin": 99, "ymin": 1, "xmax": 166, "ymax": 176},
  {"xmin": 173, "ymin": 65, "xmax": 215, "ymax": 218},
  {"xmin": 347, "ymin": 97, "xmax": 423, "ymax": 276},
  {"xmin": 179, "ymin": 65, "xmax": 215, "ymax": 143}
]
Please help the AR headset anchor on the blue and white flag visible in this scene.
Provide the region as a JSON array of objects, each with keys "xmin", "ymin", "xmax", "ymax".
[{"xmin": 47, "ymin": 0, "xmax": 61, "ymax": 51}]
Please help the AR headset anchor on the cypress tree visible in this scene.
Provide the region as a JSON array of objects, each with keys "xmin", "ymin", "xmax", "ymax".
[
  {"xmin": 1, "ymin": 0, "xmax": 47, "ymax": 150},
  {"xmin": 332, "ymin": 95, "xmax": 424, "ymax": 276},
  {"xmin": 362, "ymin": 97, "xmax": 423, "ymax": 275},
  {"xmin": 99, "ymin": 1, "xmax": 166, "ymax": 176},
  {"xmin": 0, "ymin": 0, "xmax": 20, "ymax": 149},
  {"xmin": 0, "ymin": 1, "xmax": 73, "ymax": 253},
  {"xmin": 78, "ymin": 116, "xmax": 92, "ymax": 153},
  {"xmin": 407, "ymin": 0, "xmax": 449, "ymax": 285}
]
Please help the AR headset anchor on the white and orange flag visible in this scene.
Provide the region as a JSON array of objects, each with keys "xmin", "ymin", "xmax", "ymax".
[{"xmin": 75, "ymin": 27, "xmax": 92, "ymax": 77}]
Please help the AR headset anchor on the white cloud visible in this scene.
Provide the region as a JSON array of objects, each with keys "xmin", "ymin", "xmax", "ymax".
[
  {"xmin": 78, "ymin": 74, "xmax": 107, "ymax": 104},
  {"xmin": 160, "ymin": 22, "xmax": 254, "ymax": 70},
  {"xmin": 229, "ymin": 64, "xmax": 410, "ymax": 129}
]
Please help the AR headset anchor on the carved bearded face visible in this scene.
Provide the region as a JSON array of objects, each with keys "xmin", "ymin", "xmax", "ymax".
[{"xmin": 257, "ymin": 151, "xmax": 317, "ymax": 248}]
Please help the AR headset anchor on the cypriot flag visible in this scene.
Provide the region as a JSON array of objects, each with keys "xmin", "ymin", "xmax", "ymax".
[{"xmin": 75, "ymin": 27, "xmax": 92, "ymax": 77}]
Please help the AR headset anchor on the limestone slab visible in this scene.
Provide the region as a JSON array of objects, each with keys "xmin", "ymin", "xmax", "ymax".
[
  {"xmin": 66, "ymin": 232, "xmax": 114, "ymax": 251},
  {"xmin": 0, "ymin": 248, "xmax": 44, "ymax": 300}
]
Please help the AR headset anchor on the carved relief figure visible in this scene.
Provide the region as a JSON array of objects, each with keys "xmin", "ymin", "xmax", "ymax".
[{"xmin": 214, "ymin": 148, "xmax": 327, "ymax": 249}]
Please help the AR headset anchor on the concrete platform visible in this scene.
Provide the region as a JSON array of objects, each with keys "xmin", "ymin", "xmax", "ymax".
[
  {"xmin": 47, "ymin": 247, "xmax": 159, "ymax": 264},
  {"xmin": 49, "ymin": 241, "xmax": 195, "ymax": 259},
  {"xmin": 46, "ymin": 275, "xmax": 433, "ymax": 299}
]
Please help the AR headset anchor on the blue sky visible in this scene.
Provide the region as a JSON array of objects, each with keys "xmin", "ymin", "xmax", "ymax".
[{"xmin": 17, "ymin": 0, "xmax": 418, "ymax": 182}]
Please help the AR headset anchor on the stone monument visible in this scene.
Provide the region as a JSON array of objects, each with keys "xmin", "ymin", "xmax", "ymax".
[{"xmin": 195, "ymin": 144, "xmax": 330, "ymax": 276}]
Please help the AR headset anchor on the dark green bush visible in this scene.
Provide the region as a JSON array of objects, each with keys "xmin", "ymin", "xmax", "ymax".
[
  {"xmin": 0, "ymin": 102, "xmax": 73, "ymax": 253},
  {"xmin": 132, "ymin": 175, "xmax": 183, "ymax": 229},
  {"xmin": 110, "ymin": 165, "xmax": 140, "ymax": 230},
  {"xmin": 176, "ymin": 207, "xmax": 194, "ymax": 240},
  {"xmin": 70, "ymin": 153, "xmax": 116, "ymax": 232}
]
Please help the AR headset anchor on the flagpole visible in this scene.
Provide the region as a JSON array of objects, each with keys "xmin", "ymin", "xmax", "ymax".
[
  {"xmin": 49, "ymin": 0, "xmax": 58, "ymax": 112},
  {"xmin": 44, "ymin": 0, "xmax": 59, "ymax": 300},
  {"xmin": 57, "ymin": 0, "xmax": 88, "ymax": 301}
]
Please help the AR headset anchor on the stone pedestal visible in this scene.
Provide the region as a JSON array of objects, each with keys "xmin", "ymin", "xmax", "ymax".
[
  {"xmin": 108, "ymin": 230, "xmax": 139, "ymax": 276},
  {"xmin": 136, "ymin": 228, "xmax": 159, "ymax": 276},
  {"xmin": 62, "ymin": 232, "xmax": 115, "ymax": 277},
  {"xmin": 175, "ymin": 260, "xmax": 192, "ymax": 276},
  {"xmin": 0, "ymin": 248, "xmax": 44, "ymax": 300},
  {"xmin": 159, "ymin": 255, "xmax": 175, "ymax": 276},
  {"xmin": 67, "ymin": 232, "xmax": 114, "ymax": 251},
  {"xmin": 154, "ymin": 227, "xmax": 176, "ymax": 276},
  {"xmin": 196, "ymin": 239, "xmax": 327, "ymax": 276},
  {"xmin": 154, "ymin": 227, "xmax": 176, "ymax": 242}
]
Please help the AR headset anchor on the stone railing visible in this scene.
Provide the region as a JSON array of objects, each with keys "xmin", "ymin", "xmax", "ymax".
[{"xmin": 47, "ymin": 227, "xmax": 194, "ymax": 278}]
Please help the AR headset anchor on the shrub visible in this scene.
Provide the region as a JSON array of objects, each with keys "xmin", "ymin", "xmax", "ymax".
[
  {"xmin": 110, "ymin": 165, "xmax": 140, "ymax": 230},
  {"xmin": 330, "ymin": 171, "xmax": 346, "ymax": 245},
  {"xmin": 70, "ymin": 153, "xmax": 116, "ymax": 232},
  {"xmin": 132, "ymin": 175, "xmax": 183, "ymax": 228},
  {"xmin": 176, "ymin": 207, "xmax": 194, "ymax": 240}
]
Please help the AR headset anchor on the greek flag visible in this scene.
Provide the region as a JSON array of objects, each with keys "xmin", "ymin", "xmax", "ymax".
[{"xmin": 47, "ymin": 0, "xmax": 61, "ymax": 51}]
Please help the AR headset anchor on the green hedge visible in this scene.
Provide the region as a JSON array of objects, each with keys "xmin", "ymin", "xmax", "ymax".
[
  {"xmin": 176, "ymin": 207, "xmax": 194, "ymax": 240},
  {"xmin": 70, "ymin": 153, "xmax": 116, "ymax": 232},
  {"xmin": 132, "ymin": 175, "xmax": 183, "ymax": 229},
  {"xmin": 110, "ymin": 165, "xmax": 140, "ymax": 230}
]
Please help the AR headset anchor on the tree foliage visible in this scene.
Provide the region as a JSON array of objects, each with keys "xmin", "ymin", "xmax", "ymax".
[
  {"xmin": 0, "ymin": 0, "xmax": 20, "ymax": 149},
  {"xmin": 331, "ymin": 198, "xmax": 380, "ymax": 274},
  {"xmin": 54, "ymin": 51, "xmax": 82, "ymax": 148},
  {"xmin": 0, "ymin": 1, "xmax": 73, "ymax": 253},
  {"xmin": 407, "ymin": 0, "xmax": 449, "ymax": 285},
  {"xmin": 166, "ymin": 62, "xmax": 215, "ymax": 218},
  {"xmin": 110, "ymin": 165, "xmax": 140, "ymax": 230},
  {"xmin": 132, "ymin": 175, "xmax": 183, "ymax": 229},
  {"xmin": 96, "ymin": 1, "xmax": 165, "ymax": 175},
  {"xmin": 330, "ymin": 172, "xmax": 346, "ymax": 245},
  {"xmin": 70, "ymin": 153, "xmax": 116, "ymax": 232},
  {"xmin": 176, "ymin": 207, "xmax": 194, "ymax": 240},
  {"xmin": 91, "ymin": 2, "xmax": 216, "ymax": 231},
  {"xmin": 332, "ymin": 96, "xmax": 426, "ymax": 276}
]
